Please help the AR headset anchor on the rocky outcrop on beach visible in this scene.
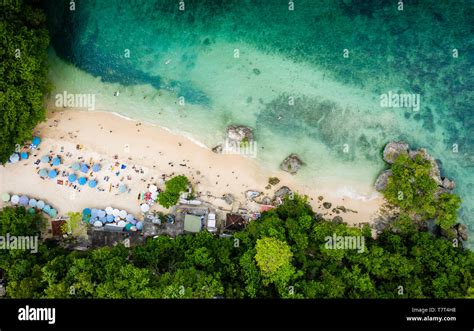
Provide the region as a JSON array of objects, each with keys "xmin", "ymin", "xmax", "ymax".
[
  {"xmin": 212, "ymin": 144, "xmax": 223, "ymax": 154},
  {"xmin": 383, "ymin": 141, "xmax": 409, "ymax": 164},
  {"xmin": 223, "ymin": 193, "xmax": 234, "ymax": 205},
  {"xmin": 374, "ymin": 169, "xmax": 392, "ymax": 192},
  {"xmin": 272, "ymin": 186, "xmax": 292, "ymax": 204},
  {"xmin": 280, "ymin": 154, "xmax": 304, "ymax": 174},
  {"xmin": 246, "ymin": 190, "xmax": 262, "ymax": 201}
]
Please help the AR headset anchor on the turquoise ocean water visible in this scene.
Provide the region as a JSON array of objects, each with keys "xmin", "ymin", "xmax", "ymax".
[{"xmin": 43, "ymin": 0, "xmax": 473, "ymax": 245}]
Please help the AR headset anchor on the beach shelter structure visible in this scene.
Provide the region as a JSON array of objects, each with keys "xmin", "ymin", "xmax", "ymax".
[
  {"xmin": 78, "ymin": 177, "xmax": 87, "ymax": 185},
  {"xmin": 92, "ymin": 163, "xmax": 101, "ymax": 172},
  {"xmin": 118, "ymin": 184, "xmax": 127, "ymax": 193},
  {"xmin": 52, "ymin": 156, "xmax": 61, "ymax": 166},
  {"xmin": 71, "ymin": 162, "xmax": 81, "ymax": 171},
  {"xmin": 105, "ymin": 207, "xmax": 113, "ymax": 215},
  {"xmin": 20, "ymin": 152, "xmax": 29, "ymax": 160},
  {"xmin": 2, "ymin": 193, "xmax": 10, "ymax": 202},
  {"xmin": 11, "ymin": 195, "xmax": 20, "ymax": 205},
  {"xmin": 19, "ymin": 195, "xmax": 29, "ymax": 206},
  {"xmin": 36, "ymin": 200, "xmax": 45, "ymax": 209},
  {"xmin": 184, "ymin": 214, "xmax": 202, "ymax": 233},
  {"xmin": 48, "ymin": 170, "xmax": 58, "ymax": 179},
  {"xmin": 28, "ymin": 199, "xmax": 37, "ymax": 208},
  {"xmin": 88, "ymin": 180, "xmax": 97, "ymax": 188},
  {"xmin": 39, "ymin": 169, "xmax": 48, "ymax": 178},
  {"xmin": 32, "ymin": 136, "xmax": 41, "ymax": 146},
  {"xmin": 9, "ymin": 153, "xmax": 20, "ymax": 163},
  {"xmin": 41, "ymin": 155, "xmax": 50, "ymax": 163},
  {"xmin": 68, "ymin": 173, "xmax": 77, "ymax": 182},
  {"xmin": 80, "ymin": 163, "xmax": 89, "ymax": 173}
]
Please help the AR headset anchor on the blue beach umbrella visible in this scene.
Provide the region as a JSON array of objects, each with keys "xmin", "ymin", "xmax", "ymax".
[
  {"xmin": 88, "ymin": 180, "xmax": 97, "ymax": 188},
  {"xmin": 71, "ymin": 162, "xmax": 81, "ymax": 171},
  {"xmin": 39, "ymin": 169, "xmax": 48, "ymax": 178},
  {"xmin": 126, "ymin": 214, "xmax": 134, "ymax": 222},
  {"xmin": 136, "ymin": 222, "xmax": 143, "ymax": 230},
  {"xmin": 130, "ymin": 219, "xmax": 137, "ymax": 225},
  {"xmin": 83, "ymin": 208, "xmax": 91, "ymax": 216},
  {"xmin": 32, "ymin": 136, "xmax": 41, "ymax": 146},
  {"xmin": 49, "ymin": 209, "xmax": 57, "ymax": 218},
  {"xmin": 48, "ymin": 170, "xmax": 58, "ymax": 179},
  {"xmin": 20, "ymin": 152, "xmax": 29, "ymax": 160},
  {"xmin": 91, "ymin": 208, "xmax": 98, "ymax": 218},
  {"xmin": 19, "ymin": 195, "xmax": 29, "ymax": 206},
  {"xmin": 92, "ymin": 163, "xmax": 101, "ymax": 172},
  {"xmin": 9, "ymin": 153, "xmax": 20, "ymax": 163},
  {"xmin": 97, "ymin": 210, "xmax": 106, "ymax": 218},
  {"xmin": 43, "ymin": 205, "xmax": 51, "ymax": 213},
  {"xmin": 28, "ymin": 198, "xmax": 37, "ymax": 208},
  {"xmin": 68, "ymin": 173, "xmax": 77, "ymax": 182},
  {"xmin": 80, "ymin": 163, "xmax": 89, "ymax": 173},
  {"xmin": 99, "ymin": 217, "xmax": 107, "ymax": 223},
  {"xmin": 41, "ymin": 155, "xmax": 50, "ymax": 163},
  {"xmin": 78, "ymin": 177, "xmax": 87, "ymax": 185},
  {"xmin": 118, "ymin": 184, "xmax": 127, "ymax": 193},
  {"xmin": 106, "ymin": 214, "xmax": 114, "ymax": 223},
  {"xmin": 36, "ymin": 200, "xmax": 45, "ymax": 209},
  {"xmin": 52, "ymin": 156, "xmax": 61, "ymax": 166}
]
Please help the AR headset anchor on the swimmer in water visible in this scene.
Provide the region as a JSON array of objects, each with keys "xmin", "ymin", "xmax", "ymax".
[{"xmin": 114, "ymin": 91, "xmax": 120, "ymax": 97}]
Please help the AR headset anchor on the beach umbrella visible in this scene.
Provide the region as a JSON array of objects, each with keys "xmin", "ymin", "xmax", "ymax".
[
  {"xmin": 28, "ymin": 198, "xmax": 37, "ymax": 208},
  {"xmin": 136, "ymin": 221, "xmax": 143, "ymax": 230},
  {"xmin": 41, "ymin": 155, "xmax": 50, "ymax": 163},
  {"xmin": 36, "ymin": 200, "xmax": 45, "ymax": 209},
  {"xmin": 68, "ymin": 173, "xmax": 77, "ymax": 182},
  {"xmin": 19, "ymin": 195, "xmax": 29, "ymax": 206},
  {"xmin": 126, "ymin": 214, "xmax": 134, "ymax": 222},
  {"xmin": 130, "ymin": 219, "xmax": 137, "ymax": 225},
  {"xmin": 20, "ymin": 152, "xmax": 29, "ymax": 160},
  {"xmin": 151, "ymin": 192, "xmax": 158, "ymax": 201},
  {"xmin": 117, "ymin": 221, "xmax": 126, "ymax": 228},
  {"xmin": 93, "ymin": 221, "xmax": 103, "ymax": 227},
  {"xmin": 105, "ymin": 206, "xmax": 113, "ymax": 215},
  {"xmin": 112, "ymin": 209, "xmax": 120, "ymax": 217},
  {"xmin": 9, "ymin": 153, "xmax": 20, "ymax": 164},
  {"xmin": 88, "ymin": 180, "xmax": 97, "ymax": 188},
  {"xmin": 99, "ymin": 217, "xmax": 107, "ymax": 223},
  {"xmin": 119, "ymin": 210, "xmax": 127, "ymax": 219},
  {"xmin": 39, "ymin": 169, "xmax": 48, "ymax": 178},
  {"xmin": 92, "ymin": 163, "xmax": 101, "ymax": 172},
  {"xmin": 43, "ymin": 205, "xmax": 51, "ymax": 214},
  {"xmin": 106, "ymin": 214, "xmax": 114, "ymax": 223},
  {"xmin": 140, "ymin": 204, "xmax": 150, "ymax": 213},
  {"xmin": 97, "ymin": 210, "xmax": 106, "ymax": 218},
  {"xmin": 80, "ymin": 163, "xmax": 89, "ymax": 173},
  {"xmin": 82, "ymin": 208, "xmax": 91, "ymax": 216},
  {"xmin": 118, "ymin": 184, "xmax": 127, "ymax": 193},
  {"xmin": 2, "ymin": 193, "xmax": 10, "ymax": 202},
  {"xmin": 114, "ymin": 216, "xmax": 121, "ymax": 222},
  {"xmin": 91, "ymin": 208, "xmax": 98, "ymax": 218},
  {"xmin": 11, "ymin": 195, "xmax": 20, "ymax": 205},
  {"xmin": 48, "ymin": 170, "xmax": 58, "ymax": 179},
  {"xmin": 32, "ymin": 136, "xmax": 41, "ymax": 146},
  {"xmin": 130, "ymin": 226, "xmax": 138, "ymax": 232},
  {"xmin": 52, "ymin": 156, "xmax": 61, "ymax": 166},
  {"xmin": 124, "ymin": 223, "xmax": 133, "ymax": 232},
  {"xmin": 149, "ymin": 184, "xmax": 157, "ymax": 193},
  {"xmin": 49, "ymin": 209, "xmax": 57, "ymax": 218},
  {"xmin": 28, "ymin": 208, "xmax": 36, "ymax": 215},
  {"xmin": 71, "ymin": 162, "xmax": 81, "ymax": 171},
  {"xmin": 78, "ymin": 177, "xmax": 87, "ymax": 185}
]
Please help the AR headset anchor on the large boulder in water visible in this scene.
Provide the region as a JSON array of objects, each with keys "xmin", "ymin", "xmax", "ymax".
[
  {"xmin": 280, "ymin": 154, "xmax": 304, "ymax": 174},
  {"xmin": 375, "ymin": 169, "xmax": 392, "ymax": 192},
  {"xmin": 226, "ymin": 125, "xmax": 254, "ymax": 143},
  {"xmin": 383, "ymin": 141, "xmax": 409, "ymax": 164},
  {"xmin": 442, "ymin": 177, "xmax": 456, "ymax": 190},
  {"xmin": 455, "ymin": 223, "xmax": 468, "ymax": 241}
]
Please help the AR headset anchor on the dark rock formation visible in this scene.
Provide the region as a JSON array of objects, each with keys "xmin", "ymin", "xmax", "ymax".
[
  {"xmin": 280, "ymin": 154, "xmax": 304, "ymax": 174},
  {"xmin": 383, "ymin": 141, "xmax": 409, "ymax": 164},
  {"xmin": 323, "ymin": 202, "xmax": 332, "ymax": 209}
]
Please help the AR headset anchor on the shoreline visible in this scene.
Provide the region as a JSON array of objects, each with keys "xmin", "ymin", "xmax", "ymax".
[{"xmin": 0, "ymin": 107, "xmax": 384, "ymax": 227}]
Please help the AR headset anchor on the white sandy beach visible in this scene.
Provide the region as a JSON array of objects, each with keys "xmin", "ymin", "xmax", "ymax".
[{"xmin": 0, "ymin": 108, "xmax": 384, "ymax": 227}]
